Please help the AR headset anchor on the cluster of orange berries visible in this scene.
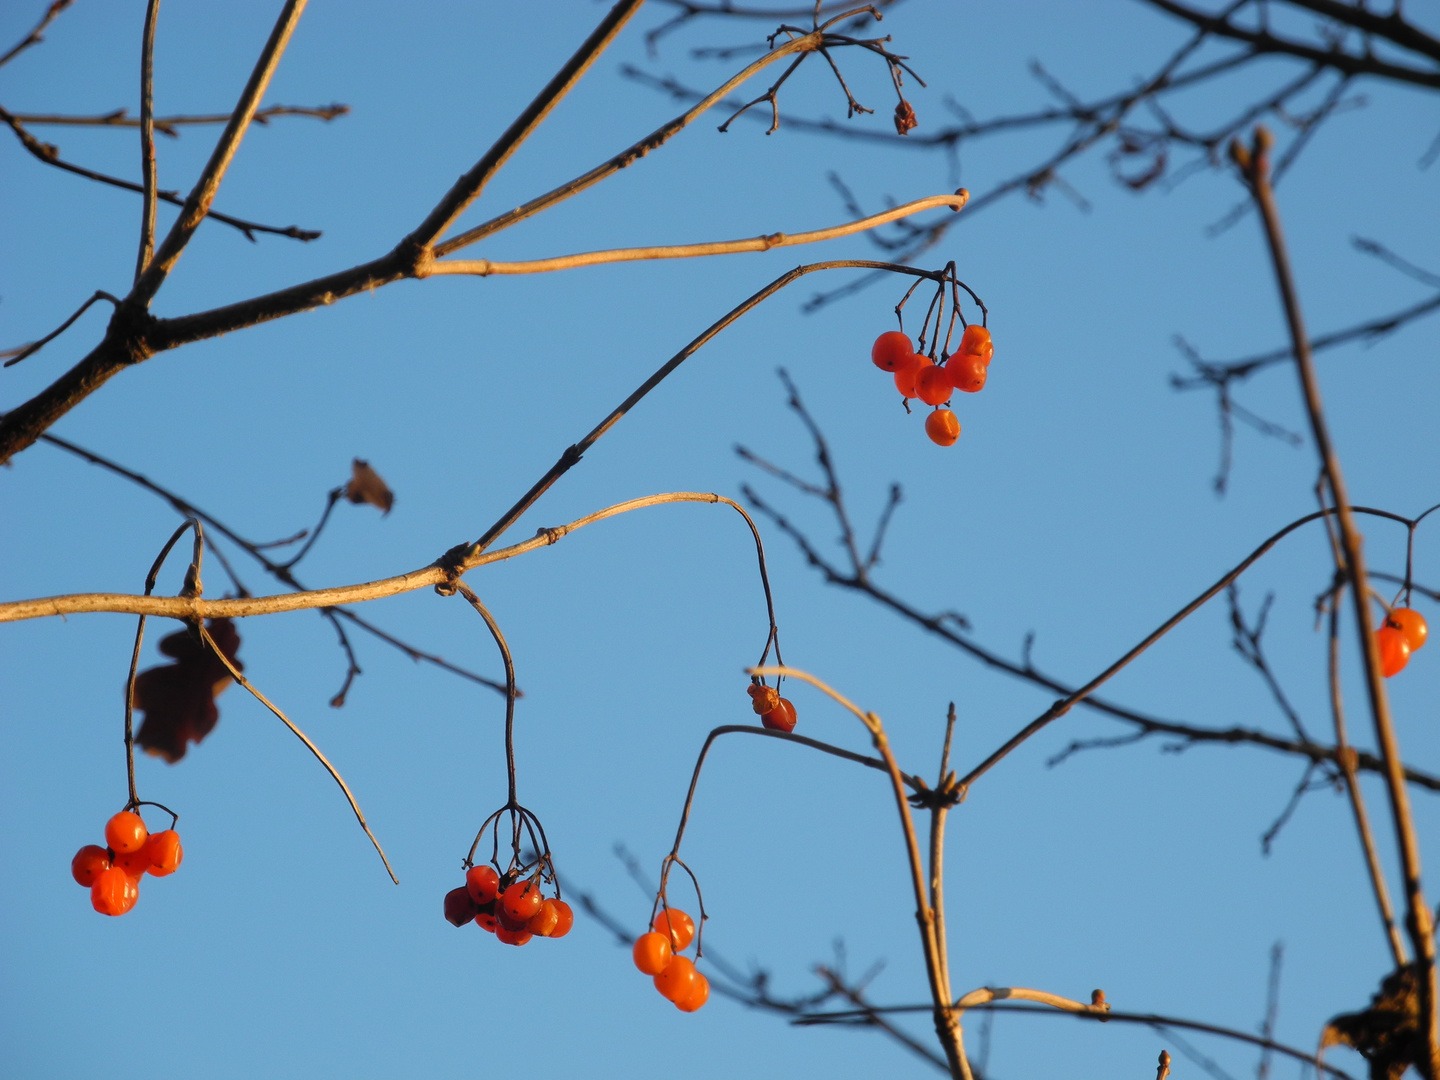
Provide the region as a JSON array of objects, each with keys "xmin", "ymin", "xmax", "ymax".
[
  {"xmin": 632, "ymin": 908, "xmax": 710, "ymax": 1012},
  {"xmin": 871, "ymin": 324, "xmax": 995, "ymax": 446},
  {"xmin": 443, "ymin": 865, "xmax": 574, "ymax": 946},
  {"xmin": 747, "ymin": 682, "xmax": 797, "ymax": 733},
  {"xmin": 71, "ymin": 810, "xmax": 183, "ymax": 916},
  {"xmin": 1377, "ymin": 607, "xmax": 1429, "ymax": 678}
]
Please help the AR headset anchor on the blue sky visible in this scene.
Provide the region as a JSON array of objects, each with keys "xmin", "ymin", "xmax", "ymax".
[{"xmin": 3, "ymin": 2, "xmax": 1439, "ymax": 1078}]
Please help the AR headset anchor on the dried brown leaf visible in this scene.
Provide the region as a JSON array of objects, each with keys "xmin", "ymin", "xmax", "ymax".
[
  {"xmin": 134, "ymin": 618, "xmax": 243, "ymax": 763},
  {"xmin": 344, "ymin": 458, "xmax": 394, "ymax": 514}
]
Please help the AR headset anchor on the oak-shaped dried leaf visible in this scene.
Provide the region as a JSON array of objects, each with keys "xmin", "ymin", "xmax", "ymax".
[
  {"xmin": 345, "ymin": 458, "xmax": 394, "ymax": 514},
  {"xmin": 1322, "ymin": 964, "xmax": 1427, "ymax": 1080},
  {"xmin": 134, "ymin": 618, "xmax": 243, "ymax": 764}
]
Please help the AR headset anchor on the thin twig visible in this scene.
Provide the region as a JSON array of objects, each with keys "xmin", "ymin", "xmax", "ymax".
[
  {"xmin": 0, "ymin": 0, "xmax": 73, "ymax": 69},
  {"xmin": 136, "ymin": 0, "xmax": 161, "ymax": 281},
  {"xmin": 1, "ymin": 290, "xmax": 119, "ymax": 366}
]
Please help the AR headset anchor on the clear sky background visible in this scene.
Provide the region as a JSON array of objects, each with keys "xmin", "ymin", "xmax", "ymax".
[{"xmin": 3, "ymin": 2, "xmax": 1439, "ymax": 1078}]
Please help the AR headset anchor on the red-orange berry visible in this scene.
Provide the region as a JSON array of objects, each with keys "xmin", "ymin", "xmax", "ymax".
[
  {"xmin": 105, "ymin": 811, "xmax": 148, "ymax": 855},
  {"xmin": 495, "ymin": 925, "xmax": 532, "ymax": 947},
  {"xmin": 761, "ymin": 697, "xmax": 797, "ymax": 733},
  {"xmin": 871, "ymin": 331, "xmax": 914, "ymax": 372},
  {"xmin": 675, "ymin": 972, "xmax": 711, "ymax": 1012},
  {"xmin": 475, "ymin": 911, "xmax": 499, "ymax": 933},
  {"xmin": 654, "ymin": 955, "xmax": 699, "ymax": 1003},
  {"xmin": 528, "ymin": 899, "xmax": 561, "ymax": 937},
  {"xmin": 465, "ymin": 865, "xmax": 500, "ymax": 904},
  {"xmin": 1377, "ymin": 625, "xmax": 1411, "ymax": 678},
  {"xmin": 501, "ymin": 879, "xmax": 543, "ymax": 923},
  {"xmin": 633, "ymin": 931, "xmax": 674, "ymax": 975},
  {"xmin": 958, "ymin": 324, "xmax": 993, "ymax": 364},
  {"xmin": 142, "ymin": 830, "xmax": 183, "ymax": 877},
  {"xmin": 893, "ymin": 353, "xmax": 926, "ymax": 399},
  {"xmin": 91, "ymin": 866, "xmax": 139, "ymax": 916},
  {"xmin": 653, "ymin": 908, "xmax": 695, "ymax": 951},
  {"xmin": 548, "ymin": 899, "xmax": 574, "ymax": 939},
  {"xmin": 71, "ymin": 845, "xmax": 110, "ymax": 887},
  {"xmin": 945, "ymin": 352, "xmax": 988, "ymax": 393},
  {"xmin": 114, "ymin": 848, "xmax": 152, "ymax": 880},
  {"xmin": 917, "ymin": 364, "xmax": 953, "ymax": 406},
  {"xmin": 444, "ymin": 886, "xmax": 479, "ymax": 927},
  {"xmin": 925, "ymin": 409, "xmax": 961, "ymax": 447},
  {"xmin": 1388, "ymin": 608, "xmax": 1429, "ymax": 653}
]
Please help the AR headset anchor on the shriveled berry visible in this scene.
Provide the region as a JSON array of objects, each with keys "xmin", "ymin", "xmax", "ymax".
[
  {"xmin": 444, "ymin": 886, "xmax": 479, "ymax": 927},
  {"xmin": 945, "ymin": 352, "xmax": 987, "ymax": 393},
  {"xmin": 1377, "ymin": 626, "xmax": 1411, "ymax": 677},
  {"xmin": 1388, "ymin": 608, "xmax": 1428, "ymax": 652},
  {"xmin": 633, "ymin": 931, "xmax": 674, "ymax": 975},
  {"xmin": 761, "ymin": 698, "xmax": 797, "ymax": 733},
  {"xmin": 653, "ymin": 908, "xmax": 695, "ymax": 951},
  {"xmin": 495, "ymin": 926, "xmax": 532, "ymax": 946},
  {"xmin": 958, "ymin": 324, "xmax": 993, "ymax": 364},
  {"xmin": 747, "ymin": 683, "xmax": 780, "ymax": 715},
  {"xmin": 654, "ymin": 956, "xmax": 699, "ymax": 1003},
  {"xmin": 893, "ymin": 353, "xmax": 926, "ymax": 399},
  {"xmin": 142, "ymin": 830, "xmax": 183, "ymax": 877},
  {"xmin": 91, "ymin": 866, "xmax": 139, "ymax": 916},
  {"xmin": 528, "ymin": 899, "xmax": 561, "ymax": 937},
  {"xmin": 675, "ymin": 972, "xmax": 711, "ymax": 1012},
  {"xmin": 925, "ymin": 409, "xmax": 961, "ymax": 447},
  {"xmin": 71, "ymin": 845, "xmax": 110, "ymax": 888},
  {"xmin": 501, "ymin": 879, "xmax": 543, "ymax": 923},
  {"xmin": 465, "ymin": 865, "xmax": 500, "ymax": 904},
  {"xmin": 871, "ymin": 331, "xmax": 914, "ymax": 372},
  {"xmin": 917, "ymin": 364, "xmax": 953, "ymax": 406},
  {"xmin": 548, "ymin": 899, "xmax": 574, "ymax": 939},
  {"xmin": 105, "ymin": 811, "xmax": 148, "ymax": 855}
]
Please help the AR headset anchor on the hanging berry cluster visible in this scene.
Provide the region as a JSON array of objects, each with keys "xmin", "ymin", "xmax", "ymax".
[
  {"xmin": 632, "ymin": 907, "xmax": 710, "ymax": 1012},
  {"xmin": 747, "ymin": 680, "xmax": 797, "ymax": 733},
  {"xmin": 72, "ymin": 809, "xmax": 183, "ymax": 916},
  {"xmin": 443, "ymin": 864, "xmax": 573, "ymax": 946},
  {"xmin": 1377, "ymin": 606, "xmax": 1428, "ymax": 677}
]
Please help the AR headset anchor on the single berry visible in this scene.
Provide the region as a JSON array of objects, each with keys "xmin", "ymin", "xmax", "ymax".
[
  {"xmin": 444, "ymin": 886, "xmax": 479, "ymax": 927},
  {"xmin": 71, "ymin": 845, "xmax": 111, "ymax": 888},
  {"xmin": 495, "ymin": 926, "xmax": 532, "ymax": 947},
  {"xmin": 114, "ymin": 848, "xmax": 152, "ymax": 879},
  {"xmin": 465, "ymin": 865, "xmax": 500, "ymax": 904},
  {"xmin": 958, "ymin": 324, "xmax": 993, "ymax": 364},
  {"xmin": 548, "ymin": 899, "xmax": 574, "ymax": 939},
  {"xmin": 652, "ymin": 908, "xmax": 695, "ymax": 951},
  {"xmin": 945, "ymin": 352, "xmax": 988, "ymax": 393},
  {"xmin": 1377, "ymin": 625, "xmax": 1411, "ymax": 678},
  {"xmin": 761, "ymin": 698, "xmax": 797, "ymax": 733},
  {"xmin": 105, "ymin": 811, "xmax": 148, "ymax": 855},
  {"xmin": 871, "ymin": 331, "xmax": 914, "ymax": 372},
  {"xmin": 633, "ymin": 931, "xmax": 674, "ymax": 975},
  {"xmin": 475, "ymin": 911, "xmax": 499, "ymax": 933},
  {"xmin": 925, "ymin": 409, "xmax": 961, "ymax": 447},
  {"xmin": 675, "ymin": 972, "xmax": 711, "ymax": 1013},
  {"xmin": 501, "ymin": 879, "xmax": 544, "ymax": 923},
  {"xmin": 893, "ymin": 353, "xmax": 926, "ymax": 399},
  {"xmin": 495, "ymin": 903, "xmax": 531, "ymax": 932},
  {"xmin": 142, "ymin": 830, "xmax": 183, "ymax": 877},
  {"xmin": 1388, "ymin": 608, "xmax": 1429, "ymax": 652},
  {"xmin": 747, "ymin": 683, "xmax": 780, "ymax": 715},
  {"xmin": 654, "ymin": 955, "xmax": 700, "ymax": 1003},
  {"xmin": 91, "ymin": 866, "xmax": 139, "ymax": 916},
  {"xmin": 528, "ymin": 899, "xmax": 561, "ymax": 937},
  {"xmin": 917, "ymin": 364, "xmax": 953, "ymax": 406}
]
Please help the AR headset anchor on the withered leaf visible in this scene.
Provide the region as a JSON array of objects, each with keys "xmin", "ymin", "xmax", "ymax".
[
  {"xmin": 893, "ymin": 99, "xmax": 917, "ymax": 136},
  {"xmin": 345, "ymin": 458, "xmax": 394, "ymax": 514},
  {"xmin": 1322, "ymin": 964, "xmax": 1427, "ymax": 1080},
  {"xmin": 134, "ymin": 618, "xmax": 243, "ymax": 764}
]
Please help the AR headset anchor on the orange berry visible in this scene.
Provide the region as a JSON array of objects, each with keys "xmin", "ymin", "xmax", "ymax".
[
  {"xmin": 917, "ymin": 364, "xmax": 953, "ymax": 406},
  {"xmin": 633, "ymin": 931, "xmax": 674, "ymax": 975},
  {"xmin": 761, "ymin": 697, "xmax": 797, "ymax": 733},
  {"xmin": 142, "ymin": 830, "xmax": 183, "ymax": 877},
  {"xmin": 548, "ymin": 899, "xmax": 574, "ymax": 939},
  {"xmin": 958, "ymin": 324, "xmax": 993, "ymax": 364},
  {"xmin": 105, "ymin": 811, "xmax": 148, "ymax": 854},
  {"xmin": 652, "ymin": 908, "xmax": 695, "ymax": 951},
  {"xmin": 893, "ymin": 353, "xmax": 926, "ymax": 399},
  {"xmin": 91, "ymin": 866, "xmax": 139, "ymax": 916},
  {"xmin": 1377, "ymin": 625, "xmax": 1411, "ymax": 677},
  {"xmin": 474, "ymin": 911, "xmax": 499, "ymax": 933},
  {"xmin": 654, "ymin": 955, "xmax": 699, "ymax": 1003},
  {"xmin": 925, "ymin": 409, "xmax": 961, "ymax": 447},
  {"xmin": 675, "ymin": 972, "xmax": 711, "ymax": 1012},
  {"xmin": 114, "ymin": 848, "xmax": 152, "ymax": 880},
  {"xmin": 501, "ymin": 879, "xmax": 543, "ymax": 923},
  {"xmin": 1388, "ymin": 608, "xmax": 1428, "ymax": 652},
  {"xmin": 72, "ymin": 845, "xmax": 111, "ymax": 888},
  {"xmin": 528, "ymin": 899, "xmax": 561, "ymax": 937},
  {"xmin": 945, "ymin": 352, "xmax": 988, "ymax": 393},
  {"xmin": 871, "ymin": 331, "xmax": 914, "ymax": 372},
  {"xmin": 465, "ymin": 865, "xmax": 500, "ymax": 904},
  {"xmin": 495, "ymin": 925, "xmax": 532, "ymax": 946},
  {"xmin": 747, "ymin": 683, "xmax": 780, "ymax": 715}
]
